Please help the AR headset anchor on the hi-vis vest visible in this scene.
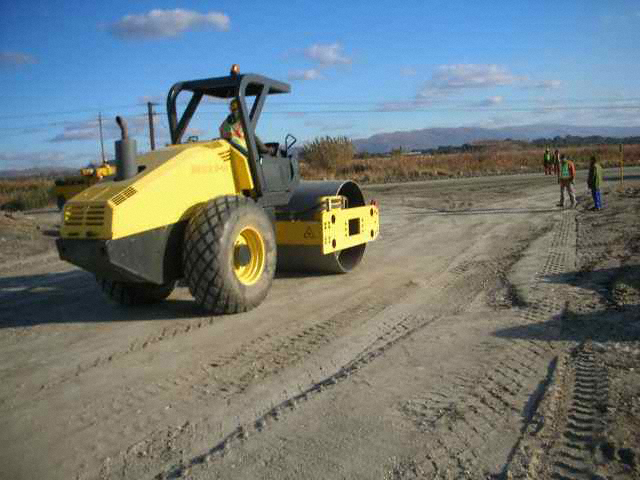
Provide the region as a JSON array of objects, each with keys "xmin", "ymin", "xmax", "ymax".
[
  {"xmin": 220, "ymin": 115, "xmax": 247, "ymax": 149},
  {"xmin": 560, "ymin": 161, "xmax": 571, "ymax": 179}
]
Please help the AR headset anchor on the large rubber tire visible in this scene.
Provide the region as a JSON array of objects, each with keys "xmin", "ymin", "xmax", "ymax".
[
  {"xmin": 183, "ymin": 196, "xmax": 276, "ymax": 314},
  {"xmin": 98, "ymin": 277, "xmax": 176, "ymax": 306}
]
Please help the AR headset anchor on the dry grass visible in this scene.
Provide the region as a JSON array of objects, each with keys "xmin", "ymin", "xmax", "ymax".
[
  {"xmin": 1, "ymin": 144, "xmax": 636, "ymax": 210},
  {"xmin": 300, "ymin": 136, "xmax": 354, "ymax": 171},
  {"xmin": 0, "ymin": 178, "xmax": 56, "ymax": 211},
  {"xmin": 300, "ymin": 144, "xmax": 640, "ymax": 184}
]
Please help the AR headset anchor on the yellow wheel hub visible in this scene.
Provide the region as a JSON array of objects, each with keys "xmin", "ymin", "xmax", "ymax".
[{"xmin": 233, "ymin": 226, "xmax": 265, "ymax": 286}]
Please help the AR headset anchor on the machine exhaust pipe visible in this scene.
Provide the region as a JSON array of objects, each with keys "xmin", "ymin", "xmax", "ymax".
[{"xmin": 114, "ymin": 116, "xmax": 137, "ymax": 181}]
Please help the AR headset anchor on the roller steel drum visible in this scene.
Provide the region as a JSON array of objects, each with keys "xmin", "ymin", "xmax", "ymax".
[{"xmin": 276, "ymin": 180, "xmax": 367, "ymax": 274}]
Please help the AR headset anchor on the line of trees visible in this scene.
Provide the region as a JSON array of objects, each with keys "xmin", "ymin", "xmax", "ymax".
[
  {"xmin": 354, "ymin": 135, "xmax": 640, "ymax": 157},
  {"xmin": 530, "ymin": 135, "xmax": 640, "ymax": 147}
]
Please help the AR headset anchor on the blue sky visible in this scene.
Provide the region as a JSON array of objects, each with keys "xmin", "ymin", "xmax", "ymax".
[{"xmin": 1, "ymin": 0, "xmax": 639, "ymax": 169}]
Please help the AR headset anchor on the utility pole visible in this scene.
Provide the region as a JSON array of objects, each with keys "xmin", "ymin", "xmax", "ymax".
[
  {"xmin": 147, "ymin": 102, "xmax": 156, "ymax": 151},
  {"xmin": 98, "ymin": 112, "xmax": 106, "ymax": 164}
]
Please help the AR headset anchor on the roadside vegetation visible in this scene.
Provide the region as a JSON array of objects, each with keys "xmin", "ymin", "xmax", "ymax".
[
  {"xmin": 300, "ymin": 138, "xmax": 640, "ymax": 184},
  {"xmin": 0, "ymin": 178, "xmax": 56, "ymax": 211},
  {"xmin": 1, "ymin": 140, "xmax": 637, "ymax": 211},
  {"xmin": 299, "ymin": 136, "xmax": 355, "ymax": 172}
]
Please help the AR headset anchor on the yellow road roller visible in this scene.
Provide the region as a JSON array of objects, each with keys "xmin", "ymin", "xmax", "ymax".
[
  {"xmin": 56, "ymin": 66, "xmax": 379, "ymax": 313},
  {"xmin": 53, "ymin": 162, "xmax": 116, "ymax": 210}
]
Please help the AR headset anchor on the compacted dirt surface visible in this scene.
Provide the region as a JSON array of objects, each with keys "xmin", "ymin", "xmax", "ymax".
[{"xmin": 0, "ymin": 169, "xmax": 638, "ymax": 480}]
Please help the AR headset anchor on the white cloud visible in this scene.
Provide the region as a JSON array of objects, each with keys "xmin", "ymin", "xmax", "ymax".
[
  {"xmin": 288, "ymin": 69, "xmax": 323, "ymax": 81},
  {"xmin": 529, "ymin": 79, "xmax": 562, "ymax": 90},
  {"xmin": 49, "ymin": 116, "xmax": 151, "ymax": 143},
  {"xmin": 593, "ymin": 105, "xmax": 640, "ymax": 126},
  {"xmin": 0, "ymin": 51, "xmax": 37, "ymax": 67},
  {"xmin": 303, "ymin": 118, "xmax": 354, "ymax": 132},
  {"xmin": 378, "ymin": 95, "xmax": 504, "ymax": 112},
  {"xmin": 320, "ymin": 122, "xmax": 354, "ymax": 133},
  {"xmin": 304, "ymin": 43, "xmax": 351, "ymax": 66},
  {"xmin": 109, "ymin": 9, "xmax": 230, "ymax": 39},
  {"xmin": 476, "ymin": 96, "xmax": 504, "ymax": 107},
  {"xmin": 419, "ymin": 64, "xmax": 523, "ymax": 98},
  {"xmin": 377, "ymin": 100, "xmax": 429, "ymax": 112}
]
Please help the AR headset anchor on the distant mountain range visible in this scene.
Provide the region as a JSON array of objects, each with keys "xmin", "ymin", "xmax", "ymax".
[{"xmin": 353, "ymin": 124, "xmax": 640, "ymax": 153}]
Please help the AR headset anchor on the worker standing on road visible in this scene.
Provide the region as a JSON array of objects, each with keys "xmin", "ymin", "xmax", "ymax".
[
  {"xmin": 553, "ymin": 149, "xmax": 561, "ymax": 176},
  {"xmin": 543, "ymin": 147, "xmax": 552, "ymax": 175},
  {"xmin": 557, "ymin": 154, "xmax": 577, "ymax": 209},
  {"xmin": 587, "ymin": 155, "xmax": 603, "ymax": 210}
]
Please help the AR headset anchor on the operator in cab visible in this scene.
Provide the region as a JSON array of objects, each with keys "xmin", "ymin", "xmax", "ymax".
[
  {"xmin": 219, "ymin": 99, "xmax": 273, "ymax": 155},
  {"xmin": 219, "ymin": 99, "xmax": 246, "ymax": 148}
]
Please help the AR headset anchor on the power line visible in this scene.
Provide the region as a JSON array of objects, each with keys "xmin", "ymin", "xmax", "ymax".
[
  {"xmin": 0, "ymin": 104, "xmax": 145, "ymax": 120},
  {"xmin": 1, "ymin": 96, "xmax": 639, "ymax": 120}
]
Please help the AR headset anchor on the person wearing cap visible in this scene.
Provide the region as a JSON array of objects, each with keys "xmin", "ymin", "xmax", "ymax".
[
  {"xmin": 557, "ymin": 154, "xmax": 577, "ymax": 208},
  {"xmin": 543, "ymin": 147, "xmax": 552, "ymax": 175},
  {"xmin": 587, "ymin": 155, "xmax": 603, "ymax": 210},
  {"xmin": 219, "ymin": 99, "xmax": 272, "ymax": 154}
]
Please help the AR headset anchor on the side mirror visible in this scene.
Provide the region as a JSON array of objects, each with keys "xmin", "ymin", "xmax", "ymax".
[{"xmin": 285, "ymin": 134, "xmax": 297, "ymax": 155}]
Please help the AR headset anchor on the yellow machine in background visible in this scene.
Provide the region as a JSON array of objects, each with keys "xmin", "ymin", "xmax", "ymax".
[
  {"xmin": 53, "ymin": 162, "xmax": 116, "ymax": 210},
  {"xmin": 57, "ymin": 66, "xmax": 379, "ymax": 313}
]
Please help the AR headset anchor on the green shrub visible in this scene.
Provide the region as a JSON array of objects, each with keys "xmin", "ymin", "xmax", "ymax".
[{"xmin": 300, "ymin": 136, "xmax": 354, "ymax": 173}]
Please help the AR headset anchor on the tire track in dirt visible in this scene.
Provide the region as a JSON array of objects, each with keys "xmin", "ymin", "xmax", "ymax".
[
  {"xmin": 148, "ymin": 230, "xmax": 536, "ymax": 479},
  {"xmin": 546, "ymin": 345, "xmax": 609, "ymax": 480},
  {"xmin": 23, "ymin": 273, "xmax": 409, "ymax": 400},
  {"xmin": 399, "ymin": 338, "xmax": 557, "ymax": 477},
  {"xmin": 159, "ymin": 311, "xmax": 444, "ymax": 480},
  {"xmin": 19, "ymin": 201, "xmax": 440, "ymax": 397},
  {"xmin": 126, "ymin": 214, "xmax": 550, "ymax": 479},
  {"xmin": 504, "ymin": 345, "xmax": 611, "ymax": 480},
  {"xmin": 11, "ymin": 198, "xmax": 545, "ymax": 479},
  {"xmin": 44, "ymin": 279, "xmax": 426, "ymax": 464},
  {"xmin": 499, "ymin": 206, "xmax": 637, "ymax": 480},
  {"xmin": 155, "ymin": 266, "xmax": 508, "ymax": 479},
  {"xmin": 27, "ymin": 209, "xmax": 482, "ymax": 405},
  {"xmin": 390, "ymin": 211, "xmax": 577, "ymax": 477},
  {"xmin": 7, "ymin": 213, "xmax": 492, "ymax": 480}
]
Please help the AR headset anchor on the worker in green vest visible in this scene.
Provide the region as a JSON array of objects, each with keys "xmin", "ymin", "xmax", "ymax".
[
  {"xmin": 219, "ymin": 99, "xmax": 272, "ymax": 154},
  {"xmin": 543, "ymin": 148, "xmax": 552, "ymax": 175},
  {"xmin": 587, "ymin": 155, "xmax": 603, "ymax": 210},
  {"xmin": 557, "ymin": 154, "xmax": 577, "ymax": 208},
  {"xmin": 219, "ymin": 99, "xmax": 247, "ymax": 149}
]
